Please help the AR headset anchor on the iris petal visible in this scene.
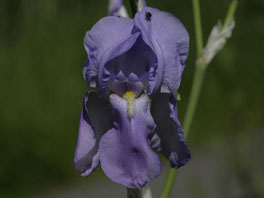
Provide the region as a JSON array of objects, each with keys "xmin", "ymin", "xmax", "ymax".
[
  {"xmin": 83, "ymin": 16, "xmax": 137, "ymax": 88},
  {"xmin": 134, "ymin": 7, "xmax": 189, "ymax": 93},
  {"xmin": 106, "ymin": 36, "xmax": 155, "ymax": 77},
  {"xmin": 74, "ymin": 90, "xmax": 114, "ymax": 176},
  {"xmin": 99, "ymin": 94, "xmax": 161, "ymax": 188},
  {"xmin": 151, "ymin": 93, "xmax": 191, "ymax": 168}
]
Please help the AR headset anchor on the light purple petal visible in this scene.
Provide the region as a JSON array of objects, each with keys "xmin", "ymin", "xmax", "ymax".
[
  {"xmin": 134, "ymin": 7, "xmax": 189, "ymax": 94},
  {"xmin": 99, "ymin": 94, "xmax": 161, "ymax": 188},
  {"xmin": 150, "ymin": 93, "xmax": 191, "ymax": 168},
  {"xmin": 74, "ymin": 90, "xmax": 114, "ymax": 176},
  {"xmin": 83, "ymin": 16, "xmax": 138, "ymax": 88}
]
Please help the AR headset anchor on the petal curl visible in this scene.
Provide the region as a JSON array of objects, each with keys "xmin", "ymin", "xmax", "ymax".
[
  {"xmin": 83, "ymin": 16, "xmax": 138, "ymax": 88},
  {"xmin": 99, "ymin": 94, "xmax": 161, "ymax": 188},
  {"xmin": 150, "ymin": 93, "xmax": 191, "ymax": 168},
  {"xmin": 106, "ymin": 36, "xmax": 155, "ymax": 78},
  {"xmin": 134, "ymin": 7, "xmax": 189, "ymax": 94},
  {"xmin": 74, "ymin": 90, "xmax": 114, "ymax": 176}
]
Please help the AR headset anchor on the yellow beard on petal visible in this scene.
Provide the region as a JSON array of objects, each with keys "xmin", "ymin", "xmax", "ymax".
[{"xmin": 122, "ymin": 91, "xmax": 136, "ymax": 119}]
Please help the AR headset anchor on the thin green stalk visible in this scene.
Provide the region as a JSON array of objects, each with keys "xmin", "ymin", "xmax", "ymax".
[
  {"xmin": 160, "ymin": 0, "xmax": 204, "ymax": 197},
  {"xmin": 183, "ymin": 59, "xmax": 206, "ymax": 137},
  {"xmin": 127, "ymin": 188, "xmax": 143, "ymax": 198},
  {"xmin": 183, "ymin": 0, "xmax": 238, "ymax": 137},
  {"xmin": 223, "ymin": 0, "xmax": 238, "ymax": 29},
  {"xmin": 160, "ymin": 0, "xmax": 238, "ymax": 197},
  {"xmin": 160, "ymin": 169, "xmax": 178, "ymax": 198},
  {"xmin": 192, "ymin": 0, "xmax": 203, "ymax": 56},
  {"xmin": 160, "ymin": 59, "xmax": 206, "ymax": 198}
]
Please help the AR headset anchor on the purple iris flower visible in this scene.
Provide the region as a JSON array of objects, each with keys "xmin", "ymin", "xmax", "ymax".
[{"xmin": 74, "ymin": 6, "xmax": 191, "ymax": 188}]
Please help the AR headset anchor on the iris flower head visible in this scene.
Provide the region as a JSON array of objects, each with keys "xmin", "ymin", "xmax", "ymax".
[{"xmin": 74, "ymin": 3, "xmax": 191, "ymax": 188}]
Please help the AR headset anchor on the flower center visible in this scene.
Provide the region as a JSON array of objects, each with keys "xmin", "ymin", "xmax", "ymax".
[{"xmin": 122, "ymin": 91, "xmax": 136, "ymax": 119}]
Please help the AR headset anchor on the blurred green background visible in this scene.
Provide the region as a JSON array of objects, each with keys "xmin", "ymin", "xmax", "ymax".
[{"xmin": 0, "ymin": 0, "xmax": 263, "ymax": 197}]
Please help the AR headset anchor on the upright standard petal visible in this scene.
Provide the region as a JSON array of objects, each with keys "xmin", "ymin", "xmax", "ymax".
[
  {"xmin": 106, "ymin": 36, "xmax": 155, "ymax": 78},
  {"xmin": 83, "ymin": 16, "xmax": 137, "ymax": 88},
  {"xmin": 150, "ymin": 93, "xmax": 191, "ymax": 168},
  {"xmin": 74, "ymin": 90, "xmax": 114, "ymax": 176},
  {"xmin": 99, "ymin": 94, "xmax": 161, "ymax": 188},
  {"xmin": 134, "ymin": 7, "xmax": 189, "ymax": 94}
]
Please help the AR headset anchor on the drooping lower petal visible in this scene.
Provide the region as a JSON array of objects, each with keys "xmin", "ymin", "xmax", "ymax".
[
  {"xmin": 99, "ymin": 94, "xmax": 161, "ymax": 188},
  {"xmin": 74, "ymin": 90, "xmax": 114, "ymax": 176},
  {"xmin": 150, "ymin": 93, "xmax": 191, "ymax": 168}
]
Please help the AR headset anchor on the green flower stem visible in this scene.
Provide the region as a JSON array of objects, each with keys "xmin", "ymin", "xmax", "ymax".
[
  {"xmin": 192, "ymin": 0, "xmax": 204, "ymax": 56},
  {"xmin": 160, "ymin": 169, "xmax": 178, "ymax": 198},
  {"xmin": 160, "ymin": 0, "xmax": 204, "ymax": 195},
  {"xmin": 160, "ymin": 0, "xmax": 238, "ymax": 198},
  {"xmin": 127, "ymin": 188, "xmax": 143, "ymax": 198},
  {"xmin": 129, "ymin": 0, "xmax": 138, "ymax": 17},
  {"xmin": 223, "ymin": 0, "xmax": 238, "ymax": 29},
  {"xmin": 160, "ymin": 58, "xmax": 206, "ymax": 198},
  {"xmin": 182, "ymin": 58, "xmax": 206, "ymax": 137}
]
